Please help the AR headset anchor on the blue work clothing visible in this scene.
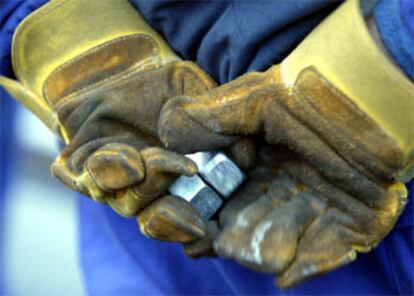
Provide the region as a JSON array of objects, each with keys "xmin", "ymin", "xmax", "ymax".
[{"xmin": 1, "ymin": 0, "xmax": 413, "ymax": 295}]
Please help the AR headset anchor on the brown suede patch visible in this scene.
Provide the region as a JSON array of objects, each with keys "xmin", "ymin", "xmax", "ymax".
[{"xmin": 44, "ymin": 34, "xmax": 160, "ymax": 106}]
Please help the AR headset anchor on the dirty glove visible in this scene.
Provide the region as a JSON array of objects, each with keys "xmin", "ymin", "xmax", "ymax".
[
  {"xmin": 0, "ymin": 0, "xmax": 216, "ymax": 243},
  {"xmin": 159, "ymin": 0, "xmax": 413, "ymax": 288}
]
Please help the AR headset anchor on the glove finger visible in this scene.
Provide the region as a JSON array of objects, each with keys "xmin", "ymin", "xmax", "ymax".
[
  {"xmin": 107, "ymin": 147, "xmax": 199, "ymax": 216},
  {"xmin": 218, "ymin": 173, "xmax": 297, "ymax": 229},
  {"xmin": 218, "ymin": 180, "xmax": 267, "ymax": 228},
  {"xmin": 51, "ymin": 139, "xmax": 142, "ymax": 204},
  {"xmin": 106, "ymin": 181, "xmax": 186, "ymax": 217},
  {"xmin": 51, "ymin": 155, "xmax": 82, "ymax": 193},
  {"xmin": 133, "ymin": 147, "xmax": 198, "ymax": 200},
  {"xmin": 248, "ymin": 192, "xmax": 326, "ymax": 273},
  {"xmin": 276, "ymin": 208, "xmax": 363, "ymax": 289},
  {"xmin": 52, "ymin": 150, "xmax": 154, "ymax": 216},
  {"xmin": 105, "ymin": 188, "xmax": 144, "ymax": 216},
  {"xmin": 217, "ymin": 154, "xmax": 292, "ymax": 229},
  {"xmin": 214, "ymin": 196, "xmax": 275, "ymax": 260},
  {"xmin": 216, "ymin": 189, "xmax": 326, "ymax": 274},
  {"xmin": 105, "ymin": 174, "xmax": 177, "ymax": 217},
  {"xmin": 227, "ymin": 137, "xmax": 257, "ymax": 170},
  {"xmin": 138, "ymin": 195, "xmax": 206, "ymax": 243},
  {"xmin": 159, "ymin": 95, "xmax": 239, "ymax": 154},
  {"xmin": 159, "ymin": 72, "xmax": 273, "ymax": 154},
  {"xmin": 140, "ymin": 147, "xmax": 198, "ymax": 176},
  {"xmin": 86, "ymin": 143, "xmax": 145, "ymax": 191},
  {"xmin": 51, "ymin": 154, "xmax": 108, "ymax": 203},
  {"xmin": 183, "ymin": 221, "xmax": 220, "ymax": 258}
]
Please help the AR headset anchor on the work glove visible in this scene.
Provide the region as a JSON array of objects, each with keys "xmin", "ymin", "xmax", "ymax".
[
  {"xmin": 0, "ymin": 0, "xmax": 216, "ymax": 244},
  {"xmin": 158, "ymin": 0, "xmax": 414, "ymax": 287}
]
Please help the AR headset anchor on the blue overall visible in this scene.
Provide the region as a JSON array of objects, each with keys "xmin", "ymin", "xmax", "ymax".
[{"xmin": 1, "ymin": 0, "xmax": 413, "ymax": 294}]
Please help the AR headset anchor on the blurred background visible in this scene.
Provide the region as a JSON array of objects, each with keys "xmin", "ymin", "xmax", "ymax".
[{"xmin": 1, "ymin": 96, "xmax": 85, "ymax": 295}]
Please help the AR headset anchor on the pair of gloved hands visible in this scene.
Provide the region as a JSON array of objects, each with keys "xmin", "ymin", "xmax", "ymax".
[
  {"xmin": 49, "ymin": 59, "xmax": 407, "ymax": 289},
  {"xmin": 2, "ymin": 0, "xmax": 409, "ymax": 288}
]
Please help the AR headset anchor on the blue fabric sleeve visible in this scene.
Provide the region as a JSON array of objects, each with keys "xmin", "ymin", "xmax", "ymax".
[
  {"xmin": 131, "ymin": 0, "xmax": 339, "ymax": 84},
  {"xmin": 374, "ymin": 0, "xmax": 414, "ymax": 80}
]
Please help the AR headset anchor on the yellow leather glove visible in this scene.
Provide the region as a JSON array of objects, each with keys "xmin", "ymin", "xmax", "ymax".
[
  {"xmin": 0, "ymin": 0, "xmax": 217, "ymax": 243},
  {"xmin": 159, "ymin": 0, "xmax": 414, "ymax": 287}
]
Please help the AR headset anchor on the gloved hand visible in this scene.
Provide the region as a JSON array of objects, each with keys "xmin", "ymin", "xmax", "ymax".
[
  {"xmin": 158, "ymin": 0, "xmax": 413, "ymax": 287},
  {"xmin": 0, "ymin": 0, "xmax": 216, "ymax": 244},
  {"xmin": 51, "ymin": 58, "xmax": 215, "ymax": 212}
]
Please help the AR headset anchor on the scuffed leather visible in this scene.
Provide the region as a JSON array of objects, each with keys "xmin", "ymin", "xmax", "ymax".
[{"xmin": 158, "ymin": 66, "xmax": 408, "ymax": 288}]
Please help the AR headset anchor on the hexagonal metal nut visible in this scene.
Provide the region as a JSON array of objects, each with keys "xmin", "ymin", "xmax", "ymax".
[
  {"xmin": 199, "ymin": 152, "xmax": 245, "ymax": 198},
  {"xmin": 169, "ymin": 151, "xmax": 245, "ymax": 220},
  {"xmin": 169, "ymin": 174, "xmax": 223, "ymax": 220}
]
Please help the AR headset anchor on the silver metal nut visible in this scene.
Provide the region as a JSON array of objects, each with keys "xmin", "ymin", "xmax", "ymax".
[
  {"xmin": 185, "ymin": 151, "xmax": 214, "ymax": 169},
  {"xmin": 169, "ymin": 174, "xmax": 222, "ymax": 220},
  {"xmin": 199, "ymin": 152, "xmax": 245, "ymax": 198},
  {"xmin": 169, "ymin": 151, "xmax": 245, "ymax": 220}
]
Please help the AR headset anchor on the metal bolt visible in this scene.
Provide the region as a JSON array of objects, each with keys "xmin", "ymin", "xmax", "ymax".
[{"xmin": 169, "ymin": 152, "xmax": 245, "ymax": 220}]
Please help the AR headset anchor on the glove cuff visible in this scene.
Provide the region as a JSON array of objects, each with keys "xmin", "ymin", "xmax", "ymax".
[
  {"xmin": 12, "ymin": 0, "xmax": 180, "ymax": 98},
  {"xmin": 1, "ymin": 0, "xmax": 181, "ymax": 143},
  {"xmin": 280, "ymin": 0, "xmax": 414, "ymax": 180}
]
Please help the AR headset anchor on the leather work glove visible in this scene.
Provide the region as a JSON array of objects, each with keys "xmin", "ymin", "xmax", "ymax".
[
  {"xmin": 0, "ymin": 0, "xmax": 217, "ymax": 244},
  {"xmin": 158, "ymin": 0, "xmax": 414, "ymax": 288}
]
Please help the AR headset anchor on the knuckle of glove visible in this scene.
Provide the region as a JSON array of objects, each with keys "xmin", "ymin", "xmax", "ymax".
[
  {"xmin": 158, "ymin": 96, "xmax": 237, "ymax": 153},
  {"xmin": 183, "ymin": 221, "xmax": 220, "ymax": 258},
  {"xmin": 87, "ymin": 143, "xmax": 145, "ymax": 191},
  {"xmin": 138, "ymin": 195, "xmax": 207, "ymax": 243}
]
